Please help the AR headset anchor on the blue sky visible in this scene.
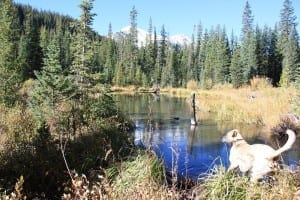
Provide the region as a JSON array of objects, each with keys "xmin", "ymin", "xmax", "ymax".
[{"xmin": 14, "ymin": 0, "xmax": 300, "ymax": 37}]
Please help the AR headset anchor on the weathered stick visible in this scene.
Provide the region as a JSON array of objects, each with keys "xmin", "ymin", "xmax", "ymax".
[{"xmin": 190, "ymin": 93, "xmax": 197, "ymax": 125}]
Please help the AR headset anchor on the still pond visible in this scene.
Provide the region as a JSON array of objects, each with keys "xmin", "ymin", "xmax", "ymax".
[{"xmin": 113, "ymin": 93, "xmax": 300, "ymax": 180}]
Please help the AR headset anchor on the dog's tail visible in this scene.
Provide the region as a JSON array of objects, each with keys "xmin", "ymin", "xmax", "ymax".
[
  {"xmin": 270, "ymin": 129, "xmax": 296, "ymax": 158},
  {"xmin": 270, "ymin": 114, "xmax": 300, "ymax": 159}
]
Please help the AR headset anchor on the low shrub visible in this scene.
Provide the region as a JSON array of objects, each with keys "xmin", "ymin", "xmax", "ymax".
[
  {"xmin": 250, "ymin": 76, "xmax": 272, "ymax": 90},
  {"xmin": 187, "ymin": 80, "xmax": 198, "ymax": 90}
]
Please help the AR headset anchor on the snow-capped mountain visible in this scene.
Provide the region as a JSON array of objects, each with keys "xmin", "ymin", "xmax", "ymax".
[
  {"xmin": 170, "ymin": 34, "xmax": 192, "ymax": 46},
  {"xmin": 112, "ymin": 26, "xmax": 191, "ymax": 47}
]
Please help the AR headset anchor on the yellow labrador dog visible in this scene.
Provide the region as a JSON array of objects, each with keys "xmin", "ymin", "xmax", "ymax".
[{"xmin": 222, "ymin": 128, "xmax": 296, "ymax": 181}]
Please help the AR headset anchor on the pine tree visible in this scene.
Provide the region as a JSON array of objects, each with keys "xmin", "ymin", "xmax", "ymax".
[
  {"xmin": 186, "ymin": 31, "xmax": 196, "ymax": 82},
  {"xmin": 150, "ymin": 27, "xmax": 159, "ymax": 85},
  {"xmin": 170, "ymin": 45, "xmax": 181, "ymax": 87},
  {"xmin": 103, "ymin": 37, "xmax": 116, "ymax": 84},
  {"xmin": 70, "ymin": 0, "xmax": 96, "ymax": 95},
  {"xmin": 199, "ymin": 30, "xmax": 209, "ymax": 88},
  {"xmin": 154, "ymin": 25, "xmax": 167, "ymax": 84},
  {"xmin": 39, "ymin": 25, "xmax": 50, "ymax": 58},
  {"xmin": 215, "ymin": 26, "xmax": 230, "ymax": 84},
  {"xmin": 0, "ymin": 0, "xmax": 20, "ymax": 105},
  {"xmin": 279, "ymin": 0, "xmax": 299, "ymax": 86},
  {"xmin": 267, "ymin": 25, "xmax": 282, "ymax": 86},
  {"xmin": 56, "ymin": 17, "xmax": 72, "ymax": 70},
  {"xmin": 143, "ymin": 18, "xmax": 156, "ymax": 85},
  {"xmin": 117, "ymin": 6, "xmax": 139, "ymax": 85},
  {"xmin": 241, "ymin": 1, "xmax": 253, "ymax": 40},
  {"xmin": 18, "ymin": 8, "xmax": 43, "ymax": 79},
  {"xmin": 255, "ymin": 25, "xmax": 268, "ymax": 77},
  {"xmin": 129, "ymin": 6, "xmax": 139, "ymax": 84},
  {"xmin": 230, "ymin": 39, "xmax": 243, "ymax": 88},
  {"xmin": 194, "ymin": 22, "xmax": 203, "ymax": 82},
  {"xmin": 146, "ymin": 17, "xmax": 153, "ymax": 45},
  {"xmin": 180, "ymin": 46, "xmax": 189, "ymax": 86},
  {"xmin": 279, "ymin": 0, "xmax": 298, "ymax": 49},
  {"xmin": 240, "ymin": 1, "xmax": 257, "ymax": 83},
  {"xmin": 280, "ymin": 29, "xmax": 299, "ymax": 86},
  {"xmin": 30, "ymin": 36, "xmax": 76, "ymax": 129},
  {"xmin": 201, "ymin": 29, "xmax": 215, "ymax": 89},
  {"xmin": 162, "ymin": 45, "xmax": 181, "ymax": 87},
  {"xmin": 114, "ymin": 62, "xmax": 125, "ymax": 86},
  {"xmin": 98, "ymin": 23, "xmax": 117, "ymax": 84}
]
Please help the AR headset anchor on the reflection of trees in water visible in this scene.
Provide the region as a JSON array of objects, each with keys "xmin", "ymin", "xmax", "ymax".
[{"xmin": 187, "ymin": 126, "xmax": 196, "ymax": 154}]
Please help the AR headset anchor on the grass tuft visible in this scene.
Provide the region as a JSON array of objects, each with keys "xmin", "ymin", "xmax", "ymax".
[
  {"xmin": 108, "ymin": 150, "xmax": 172, "ymax": 200},
  {"xmin": 194, "ymin": 166, "xmax": 298, "ymax": 200}
]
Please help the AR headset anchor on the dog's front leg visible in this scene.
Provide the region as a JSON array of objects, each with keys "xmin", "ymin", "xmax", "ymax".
[{"xmin": 228, "ymin": 162, "xmax": 239, "ymax": 171}]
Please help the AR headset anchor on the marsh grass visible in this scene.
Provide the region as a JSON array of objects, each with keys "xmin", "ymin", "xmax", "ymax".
[
  {"xmin": 106, "ymin": 150, "xmax": 179, "ymax": 200},
  {"xmin": 195, "ymin": 86, "xmax": 296, "ymax": 129},
  {"xmin": 110, "ymin": 85, "xmax": 139, "ymax": 93},
  {"xmin": 195, "ymin": 166, "xmax": 298, "ymax": 200},
  {"xmin": 151, "ymin": 82, "xmax": 296, "ymax": 130}
]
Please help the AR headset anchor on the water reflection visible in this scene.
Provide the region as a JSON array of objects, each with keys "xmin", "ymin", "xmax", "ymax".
[{"xmin": 113, "ymin": 94, "xmax": 300, "ymax": 180}]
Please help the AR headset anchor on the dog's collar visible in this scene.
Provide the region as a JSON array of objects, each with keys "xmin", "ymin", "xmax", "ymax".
[{"xmin": 231, "ymin": 138, "xmax": 244, "ymax": 145}]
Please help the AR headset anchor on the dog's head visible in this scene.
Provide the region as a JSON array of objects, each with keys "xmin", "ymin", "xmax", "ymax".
[{"xmin": 222, "ymin": 129, "xmax": 244, "ymax": 144}]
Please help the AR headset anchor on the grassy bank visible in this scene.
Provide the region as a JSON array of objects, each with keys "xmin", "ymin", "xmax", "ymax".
[
  {"xmin": 62, "ymin": 151, "xmax": 299, "ymax": 200},
  {"xmin": 195, "ymin": 166, "xmax": 299, "ymax": 200}
]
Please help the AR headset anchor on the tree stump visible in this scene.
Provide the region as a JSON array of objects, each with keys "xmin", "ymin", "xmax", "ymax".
[{"xmin": 190, "ymin": 93, "xmax": 197, "ymax": 125}]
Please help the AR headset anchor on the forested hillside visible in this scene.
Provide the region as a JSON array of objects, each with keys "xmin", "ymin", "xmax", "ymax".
[{"xmin": 0, "ymin": 0, "xmax": 299, "ymax": 106}]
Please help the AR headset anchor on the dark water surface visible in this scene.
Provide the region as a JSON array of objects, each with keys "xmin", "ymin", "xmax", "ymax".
[{"xmin": 113, "ymin": 94, "xmax": 300, "ymax": 180}]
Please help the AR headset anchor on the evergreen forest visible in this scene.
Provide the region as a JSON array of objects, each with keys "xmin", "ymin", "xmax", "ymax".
[{"xmin": 0, "ymin": 0, "xmax": 299, "ymax": 102}]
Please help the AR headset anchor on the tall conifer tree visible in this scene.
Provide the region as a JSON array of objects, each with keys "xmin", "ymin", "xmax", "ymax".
[
  {"xmin": 0, "ymin": 0, "xmax": 20, "ymax": 105},
  {"xmin": 155, "ymin": 25, "xmax": 167, "ymax": 84},
  {"xmin": 230, "ymin": 39, "xmax": 243, "ymax": 88},
  {"xmin": 18, "ymin": 8, "xmax": 43, "ymax": 79},
  {"xmin": 70, "ymin": 0, "xmax": 96, "ymax": 95},
  {"xmin": 31, "ymin": 36, "xmax": 76, "ymax": 129},
  {"xmin": 279, "ymin": 0, "xmax": 299, "ymax": 86},
  {"xmin": 240, "ymin": 1, "xmax": 257, "ymax": 83}
]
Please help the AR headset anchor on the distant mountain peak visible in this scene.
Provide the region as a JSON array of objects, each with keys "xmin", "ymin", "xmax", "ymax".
[
  {"xmin": 113, "ymin": 26, "xmax": 191, "ymax": 47},
  {"xmin": 170, "ymin": 34, "xmax": 192, "ymax": 46}
]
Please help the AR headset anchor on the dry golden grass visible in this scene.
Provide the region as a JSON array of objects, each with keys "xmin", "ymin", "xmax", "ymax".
[
  {"xmin": 163, "ymin": 87, "xmax": 192, "ymax": 97},
  {"xmin": 110, "ymin": 85, "xmax": 139, "ymax": 93},
  {"xmin": 186, "ymin": 80, "xmax": 198, "ymax": 90},
  {"xmin": 194, "ymin": 86, "xmax": 296, "ymax": 130}
]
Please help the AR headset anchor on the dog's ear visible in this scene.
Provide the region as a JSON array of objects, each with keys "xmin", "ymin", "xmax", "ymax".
[{"xmin": 232, "ymin": 130, "xmax": 238, "ymax": 137}]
